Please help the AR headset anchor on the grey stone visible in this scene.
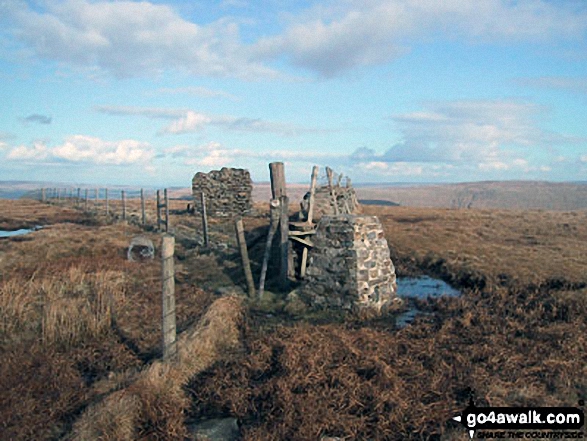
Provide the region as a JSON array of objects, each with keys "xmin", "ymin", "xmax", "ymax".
[{"xmin": 188, "ymin": 418, "xmax": 239, "ymax": 441}]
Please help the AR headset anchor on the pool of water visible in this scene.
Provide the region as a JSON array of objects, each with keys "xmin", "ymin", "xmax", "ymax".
[
  {"xmin": 0, "ymin": 226, "xmax": 42, "ymax": 238},
  {"xmin": 395, "ymin": 276, "xmax": 461, "ymax": 328}
]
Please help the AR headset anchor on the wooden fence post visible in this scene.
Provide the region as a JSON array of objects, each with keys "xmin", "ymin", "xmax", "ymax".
[
  {"xmin": 140, "ymin": 188, "xmax": 145, "ymax": 225},
  {"xmin": 279, "ymin": 195, "xmax": 290, "ymax": 290},
  {"xmin": 258, "ymin": 199, "xmax": 280, "ymax": 298},
  {"xmin": 269, "ymin": 162, "xmax": 287, "ymax": 199},
  {"xmin": 307, "ymin": 165, "xmax": 319, "ymax": 224},
  {"xmin": 41, "ymin": 188, "xmax": 46, "ymax": 203},
  {"xmin": 164, "ymin": 188, "xmax": 169, "ymax": 232},
  {"xmin": 200, "ymin": 192, "xmax": 209, "ymax": 247},
  {"xmin": 84, "ymin": 189, "xmax": 88, "ymax": 211},
  {"xmin": 157, "ymin": 190, "xmax": 162, "ymax": 231},
  {"xmin": 161, "ymin": 234, "xmax": 177, "ymax": 361},
  {"xmin": 121, "ymin": 190, "xmax": 126, "ymax": 220},
  {"xmin": 235, "ymin": 218, "xmax": 255, "ymax": 298},
  {"xmin": 105, "ymin": 188, "xmax": 109, "ymax": 216}
]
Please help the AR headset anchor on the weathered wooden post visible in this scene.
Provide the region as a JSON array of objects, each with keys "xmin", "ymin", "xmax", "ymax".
[
  {"xmin": 121, "ymin": 190, "xmax": 126, "ymax": 220},
  {"xmin": 41, "ymin": 188, "xmax": 46, "ymax": 203},
  {"xmin": 157, "ymin": 190, "xmax": 162, "ymax": 231},
  {"xmin": 76, "ymin": 188, "xmax": 80, "ymax": 206},
  {"xmin": 105, "ymin": 188, "xmax": 109, "ymax": 216},
  {"xmin": 58, "ymin": 188, "xmax": 62, "ymax": 202},
  {"xmin": 235, "ymin": 218, "xmax": 255, "ymax": 298},
  {"xmin": 279, "ymin": 195, "xmax": 290, "ymax": 290},
  {"xmin": 307, "ymin": 165, "xmax": 319, "ymax": 224},
  {"xmin": 84, "ymin": 189, "xmax": 88, "ymax": 210},
  {"xmin": 269, "ymin": 162, "xmax": 290, "ymax": 289},
  {"xmin": 258, "ymin": 199, "xmax": 280, "ymax": 298},
  {"xmin": 200, "ymin": 192, "xmax": 209, "ymax": 247},
  {"xmin": 140, "ymin": 188, "xmax": 146, "ymax": 225},
  {"xmin": 296, "ymin": 165, "xmax": 320, "ymax": 279},
  {"xmin": 164, "ymin": 188, "xmax": 169, "ymax": 232},
  {"xmin": 95, "ymin": 188, "xmax": 99, "ymax": 208},
  {"xmin": 161, "ymin": 234, "xmax": 177, "ymax": 361}
]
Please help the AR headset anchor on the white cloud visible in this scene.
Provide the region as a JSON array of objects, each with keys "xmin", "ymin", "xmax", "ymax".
[
  {"xmin": 162, "ymin": 112, "xmax": 213, "ymax": 134},
  {"xmin": 2, "ymin": 0, "xmax": 277, "ymax": 80},
  {"xmin": 581, "ymin": 155, "xmax": 587, "ymax": 163},
  {"xmin": 252, "ymin": 0, "xmax": 587, "ymax": 76},
  {"xmin": 96, "ymin": 105, "xmax": 333, "ymax": 137},
  {"xmin": 7, "ymin": 142, "xmax": 50, "ymax": 160},
  {"xmin": 6, "ymin": 135, "xmax": 154, "ymax": 165},
  {"xmin": 3, "ymin": 0, "xmax": 586, "ymax": 79},
  {"xmin": 384, "ymin": 99, "xmax": 573, "ymax": 163}
]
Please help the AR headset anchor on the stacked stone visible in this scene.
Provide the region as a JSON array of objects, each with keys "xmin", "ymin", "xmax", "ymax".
[
  {"xmin": 303, "ymin": 186, "xmax": 360, "ymax": 220},
  {"xmin": 192, "ymin": 168, "xmax": 253, "ymax": 217},
  {"xmin": 303, "ymin": 214, "xmax": 397, "ymax": 311}
]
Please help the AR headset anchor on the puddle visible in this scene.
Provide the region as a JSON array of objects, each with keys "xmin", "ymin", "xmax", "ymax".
[
  {"xmin": 0, "ymin": 226, "xmax": 42, "ymax": 238},
  {"xmin": 395, "ymin": 276, "xmax": 461, "ymax": 328}
]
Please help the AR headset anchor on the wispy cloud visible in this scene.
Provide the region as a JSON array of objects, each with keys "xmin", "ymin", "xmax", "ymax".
[
  {"xmin": 153, "ymin": 86, "xmax": 238, "ymax": 101},
  {"xmin": 95, "ymin": 105, "xmax": 335, "ymax": 137},
  {"xmin": 6, "ymin": 135, "xmax": 154, "ymax": 165},
  {"xmin": 21, "ymin": 114, "xmax": 52, "ymax": 124},
  {"xmin": 164, "ymin": 141, "xmax": 340, "ymax": 167}
]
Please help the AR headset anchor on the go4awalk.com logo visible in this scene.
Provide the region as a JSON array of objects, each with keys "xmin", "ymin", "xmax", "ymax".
[{"xmin": 452, "ymin": 399, "xmax": 585, "ymax": 439}]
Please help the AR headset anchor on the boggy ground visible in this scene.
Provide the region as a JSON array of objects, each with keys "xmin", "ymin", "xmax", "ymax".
[
  {"xmin": 186, "ymin": 206, "xmax": 587, "ymax": 440},
  {"xmin": 0, "ymin": 199, "xmax": 586, "ymax": 440}
]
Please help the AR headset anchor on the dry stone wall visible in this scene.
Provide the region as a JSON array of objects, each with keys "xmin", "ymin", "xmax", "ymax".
[
  {"xmin": 303, "ymin": 214, "xmax": 397, "ymax": 311},
  {"xmin": 192, "ymin": 168, "xmax": 253, "ymax": 218}
]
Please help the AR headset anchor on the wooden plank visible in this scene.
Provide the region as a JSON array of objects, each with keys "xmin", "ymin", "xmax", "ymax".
[
  {"xmin": 288, "ymin": 229, "xmax": 316, "ymax": 236},
  {"xmin": 235, "ymin": 218, "xmax": 255, "ymax": 298},
  {"xmin": 290, "ymin": 236, "xmax": 314, "ymax": 247}
]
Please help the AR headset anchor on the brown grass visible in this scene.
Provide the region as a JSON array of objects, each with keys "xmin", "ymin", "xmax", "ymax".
[
  {"xmin": 72, "ymin": 295, "xmax": 245, "ymax": 441},
  {"xmin": 1, "ymin": 198, "xmax": 586, "ymax": 440}
]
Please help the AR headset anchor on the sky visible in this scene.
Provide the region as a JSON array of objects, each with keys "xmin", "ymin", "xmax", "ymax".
[{"xmin": 1, "ymin": 0, "xmax": 587, "ymax": 187}]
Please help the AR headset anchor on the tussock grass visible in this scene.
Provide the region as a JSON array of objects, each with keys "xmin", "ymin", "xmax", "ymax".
[
  {"xmin": 0, "ymin": 266, "xmax": 125, "ymax": 348},
  {"xmin": 72, "ymin": 295, "xmax": 245, "ymax": 441}
]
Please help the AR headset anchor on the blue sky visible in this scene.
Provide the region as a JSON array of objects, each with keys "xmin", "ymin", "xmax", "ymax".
[{"xmin": 1, "ymin": 0, "xmax": 586, "ymax": 186}]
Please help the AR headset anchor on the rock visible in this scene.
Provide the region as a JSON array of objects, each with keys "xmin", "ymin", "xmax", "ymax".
[
  {"xmin": 127, "ymin": 236, "xmax": 154, "ymax": 262},
  {"xmin": 188, "ymin": 418, "xmax": 239, "ymax": 441}
]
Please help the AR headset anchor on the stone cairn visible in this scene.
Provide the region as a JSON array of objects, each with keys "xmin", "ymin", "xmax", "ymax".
[
  {"xmin": 192, "ymin": 168, "xmax": 253, "ymax": 217},
  {"xmin": 300, "ymin": 167, "xmax": 360, "ymax": 220},
  {"xmin": 302, "ymin": 214, "xmax": 397, "ymax": 311}
]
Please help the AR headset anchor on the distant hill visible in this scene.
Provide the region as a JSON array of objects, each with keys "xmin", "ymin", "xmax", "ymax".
[
  {"xmin": 356, "ymin": 181, "xmax": 587, "ymax": 210},
  {"xmin": 4, "ymin": 180, "xmax": 587, "ymax": 211}
]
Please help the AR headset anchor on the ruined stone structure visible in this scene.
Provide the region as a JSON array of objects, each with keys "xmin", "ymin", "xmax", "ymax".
[
  {"xmin": 300, "ymin": 174, "xmax": 360, "ymax": 220},
  {"xmin": 303, "ymin": 215, "xmax": 397, "ymax": 311},
  {"xmin": 192, "ymin": 168, "xmax": 253, "ymax": 217},
  {"xmin": 309, "ymin": 185, "xmax": 360, "ymax": 218}
]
